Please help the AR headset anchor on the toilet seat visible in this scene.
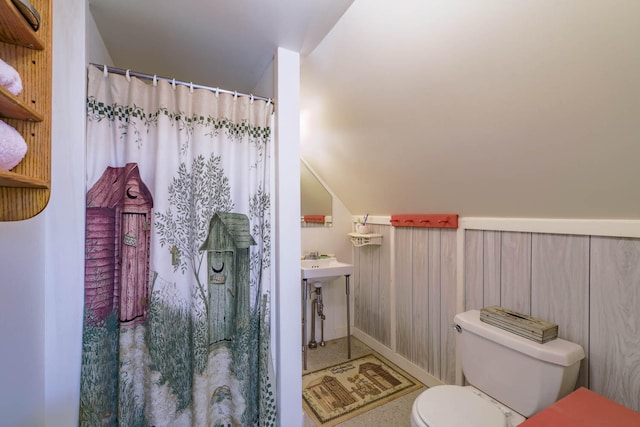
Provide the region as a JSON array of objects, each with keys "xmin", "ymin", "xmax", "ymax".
[{"xmin": 413, "ymin": 385, "xmax": 507, "ymax": 427}]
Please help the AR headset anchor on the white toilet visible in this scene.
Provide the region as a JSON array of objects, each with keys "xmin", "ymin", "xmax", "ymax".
[{"xmin": 411, "ymin": 309, "xmax": 585, "ymax": 427}]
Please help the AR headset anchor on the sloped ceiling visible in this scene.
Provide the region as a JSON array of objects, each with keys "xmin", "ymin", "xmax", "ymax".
[
  {"xmin": 88, "ymin": 0, "xmax": 354, "ymax": 95},
  {"xmin": 301, "ymin": 1, "xmax": 640, "ymax": 219}
]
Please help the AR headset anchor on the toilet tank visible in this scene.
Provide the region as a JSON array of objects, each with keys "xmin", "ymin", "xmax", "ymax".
[{"xmin": 454, "ymin": 310, "xmax": 585, "ymax": 417}]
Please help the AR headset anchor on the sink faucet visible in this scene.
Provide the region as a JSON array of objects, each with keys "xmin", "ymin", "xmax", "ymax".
[{"xmin": 304, "ymin": 251, "xmax": 319, "ymax": 260}]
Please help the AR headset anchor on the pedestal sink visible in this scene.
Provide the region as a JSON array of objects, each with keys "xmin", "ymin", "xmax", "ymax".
[
  {"xmin": 301, "ymin": 257, "xmax": 353, "ymax": 281},
  {"xmin": 301, "ymin": 257, "xmax": 354, "ymax": 370}
]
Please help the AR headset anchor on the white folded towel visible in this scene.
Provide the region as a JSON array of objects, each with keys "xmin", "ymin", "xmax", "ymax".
[
  {"xmin": 0, "ymin": 119, "xmax": 27, "ymax": 170},
  {"xmin": 0, "ymin": 57, "xmax": 23, "ymax": 96}
]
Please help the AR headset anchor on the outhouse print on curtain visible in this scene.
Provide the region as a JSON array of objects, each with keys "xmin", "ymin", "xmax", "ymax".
[{"xmin": 80, "ymin": 65, "xmax": 276, "ymax": 426}]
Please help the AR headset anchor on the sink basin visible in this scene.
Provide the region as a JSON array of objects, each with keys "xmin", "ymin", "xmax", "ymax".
[{"xmin": 301, "ymin": 257, "xmax": 353, "ymax": 282}]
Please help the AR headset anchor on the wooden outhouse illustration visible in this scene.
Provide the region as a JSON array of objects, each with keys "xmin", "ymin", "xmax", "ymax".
[
  {"xmin": 84, "ymin": 163, "xmax": 153, "ymax": 326},
  {"xmin": 359, "ymin": 362, "xmax": 401, "ymax": 391},
  {"xmin": 199, "ymin": 212, "xmax": 255, "ymax": 344},
  {"xmin": 305, "ymin": 376, "xmax": 355, "ymax": 413}
]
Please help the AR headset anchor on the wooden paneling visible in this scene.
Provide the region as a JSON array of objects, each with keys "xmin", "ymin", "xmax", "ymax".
[
  {"xmin": 590, "ymin": 237, "xmax": 640, "ymax": 411},
  {"xmin": 531, "ymin": 233, "xmax": 590, "ymax": 388},
  {"xmin": 464, "ymin": 230, "xmax": 483, "ymax": 310},
  {"xmin": 359, "ymin": 242, "xmax": 372, "ymax": 337},
  {"xmin": 353, "ymin": 241, "xmax": 361, "ymax": 329},
  {"xmin": 428, "ymin": 229, "xmax": 442, "ymax": 377},
  {"xmin": 483, "ymin": 231, "xmax": 502, "ymax": 307},
  {"xmin": 394, "ymin": 227, "xmax": 413, "ymax": 359},
  {"xmin": 500, "ymin": 231, "xmax": 531, "ymax": 313},
  {"xmin": 389, "ymin": 227, "xmax": 457, "ymax": 382},
  {"xmin": 353, "ymin": 224, "xmax": 640, "ymax": 409},
  {"xmin": 377, "ymin": 224, "xmax": 391, "ymax": 346},
  {"xmin": 412, "ymin": 228, "xmax": 429, "ymax": 368},
  {"xmin": 366, "ymin": 223, "xmax": 388, "ymax": 345},
  {"xmin": 367, "ymin": 243, "xmax": 380, "ymax": 340},
  {"xmin": 353, "ymin": 223, "xmax": 391, "ymax": 347},
  {"xmin": 462, "ymin": 230, "xmax": 639, "ymax": 410},
  {"xmin": 440, "ymin": 229, "xmax": 457, "ymax": 384}
]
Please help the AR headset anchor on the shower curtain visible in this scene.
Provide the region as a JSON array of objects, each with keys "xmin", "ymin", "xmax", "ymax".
[{"xmin": 80, "ymin": 65, "xmax": 276, "ymax": 426}]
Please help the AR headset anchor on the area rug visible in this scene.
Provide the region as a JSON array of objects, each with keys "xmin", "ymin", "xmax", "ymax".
[{"xmin": 302, "ymin": 353, "xmax": 423, "ymax": 426}]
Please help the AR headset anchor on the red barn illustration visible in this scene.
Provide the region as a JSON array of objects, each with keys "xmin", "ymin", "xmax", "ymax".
[{"xmin": 84, "ymin": 163, "xmax": 153, "ymax": 326}]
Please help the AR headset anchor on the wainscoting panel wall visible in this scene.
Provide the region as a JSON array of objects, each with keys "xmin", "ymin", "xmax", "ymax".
[
  {"xmin": 394, "ymin": 226, "xmax": 458, "ymax": 381},
  {"xmin": 500, "ymin": 232, "xmax": 532, "ymax": 314},
  {"xmin": 353, "ymin": 223, "xmax": 391, "ymax": 347},
  {"xmin": 354, "ymin": 225, "xmax": 457, "ymax": 385},
  {"xmin": 395, "ymin": 227, "xmax": 413, "ymax": 360},
  {"xmin": 464, "ymin": 230, "xmax": 639, "ymax": 411},
  {"xmin": 439, "ymin": 228, "xmax": 457, "ymax": 384},
  {"xmin": 531, "ymin": 233, "xmax": 590, "ymax": 388},
  {"xmin": 589, "ymin": 236, "xmax": 640, "ymax": 411},
  {"xmin": 352, "ymin": 223, "xmax": 639, "ymax": 411}
]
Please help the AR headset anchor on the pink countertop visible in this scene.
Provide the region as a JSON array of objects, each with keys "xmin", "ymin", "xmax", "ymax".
[{"xmin": 521, "ymin": 387, "xmax": 640, "ymax": 427}]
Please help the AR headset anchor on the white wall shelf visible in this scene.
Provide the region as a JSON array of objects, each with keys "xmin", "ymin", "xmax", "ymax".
[{"xmin": 348, "ymin": 232, "xmax": 382, "ymax": 247}]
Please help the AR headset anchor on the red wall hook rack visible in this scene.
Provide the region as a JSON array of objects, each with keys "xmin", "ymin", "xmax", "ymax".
[{"xmin": 390, "ymin": 214, "xmax": 458, "ymax": 229}]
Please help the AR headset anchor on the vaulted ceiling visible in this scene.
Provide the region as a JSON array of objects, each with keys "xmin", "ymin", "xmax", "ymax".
[
  {"xmin": 88, "ymin": 0, "xmax": 353, "ymax": 95},
  {"xmin": 301, "ymin": 1, "xmax": 640, "ymax": 219},
  {"xmin": 90, "ymin": 0, "xmax": 640, "ymax": 219}
]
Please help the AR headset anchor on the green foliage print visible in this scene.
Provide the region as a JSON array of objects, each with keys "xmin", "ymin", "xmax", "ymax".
[
  {"xmin": 155, "ymin": 153, "xmax": 234, "ymax": 315},
  {"xmin": 229, "ymin": 294, "xmax": 276, "ymax": 426},
  {"xmin": 258, "ymin": 296, "xmax": 277, "ymax": 426},
  {"xmin": 79, "ymin": 310, "xmax": 120, "ymax": 427},
  {"xmin": 249, "ymin": 186, "xmax": 271, "ymax": 279},
  {"xmin": 86, "ymin": 96, "xmax": 272, "ymax": 153},
  {"xmin": 146, "ymin": 294, "xmax": 199, "ymax": 412}
]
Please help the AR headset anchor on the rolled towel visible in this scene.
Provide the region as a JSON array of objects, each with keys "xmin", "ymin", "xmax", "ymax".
[
  {"xmin": 0, "ymin": 57, "xmax": 23, "ymax": 96},
  {"xmin": 304, "ymin": 215, "xmax": 325, "ymax": 224},
  {"xmin": 0, "ymin": 120, "xmax": 28, "ymax": 170}
]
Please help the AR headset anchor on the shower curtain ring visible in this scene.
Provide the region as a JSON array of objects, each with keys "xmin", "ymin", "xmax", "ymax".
[
  {"xmin": 215, "ymin": 88, "xmax": 219, "ymax": 98},
  {"xmin": 103, "ymin": 65, "xmax": 108, "ymax": 78},
  {"xmin": 153, "ymin": 75, "xmax": 157, "ymax": 87},
  {"xmin": 172, "ymin": 78, "xmax": 176, "ymax": 90},
  {"xmin": 234, "ymin": 91, "xmax": 238, "ymax": 100},
  {"xmin": 250, "ymin": 94, "xmax": 254, "ymax": 104},
  {"xmin": 125, "ymin": 69, "xmax": 131, "ymax": 82},
  {"xmin": 190, "ymin": 82, "xmax": 194, "ymax": 93}
]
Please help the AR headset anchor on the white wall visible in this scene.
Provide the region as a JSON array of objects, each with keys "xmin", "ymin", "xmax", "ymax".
[
  {"xmin": 0, "ymin": 1, "xmax": 87, "ymax": 426},
  {"xmin": 44, "ymin": 0, "xmax": 87, "ymax": 424},
  {"xmin": 301, "ymin": 0, "xmax": 640, "ymax": 219},
  {"xmin": 274, "ymin": 47, "xmax": 303, "ymax": 427},
  {"xmin": 301, "ymin": 178, "xmax": 354, "ymax": 342},
  {"xmin": 253, "ymin": 58, "xmax": 274, "ymax": 100},
  {"xmin": 0, "ymin": 217, "xmax": 45, "ymax": 426},
  {"xmin": 86, "ymin": 3, "xmax": 113, "ymax": 66}
]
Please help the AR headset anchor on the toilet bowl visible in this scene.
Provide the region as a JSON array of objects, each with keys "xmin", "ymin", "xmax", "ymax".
[{"xmin": 411, "ymin": 385, "xmax": 526, "ymax": 427}]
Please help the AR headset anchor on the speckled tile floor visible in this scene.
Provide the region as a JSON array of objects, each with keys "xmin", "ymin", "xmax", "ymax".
[{"xmin": 302, "ymin": 336, "xmax": 426, "ymax": 427}]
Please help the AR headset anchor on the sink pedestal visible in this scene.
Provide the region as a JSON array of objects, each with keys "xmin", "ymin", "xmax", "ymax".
[{"xmin": 301, "ymin": 274, "xmax": 351, "ymax": 370}]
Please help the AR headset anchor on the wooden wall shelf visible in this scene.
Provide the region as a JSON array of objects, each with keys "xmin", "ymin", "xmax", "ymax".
[{"xmin": 0, "ymin": 0, "xmax": 51, "ymax": 221}]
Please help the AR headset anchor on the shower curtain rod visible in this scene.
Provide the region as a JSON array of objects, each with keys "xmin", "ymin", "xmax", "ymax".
[{"xmin": 89, "ymin": 63, "xmax": 273, "ymax": 104}]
